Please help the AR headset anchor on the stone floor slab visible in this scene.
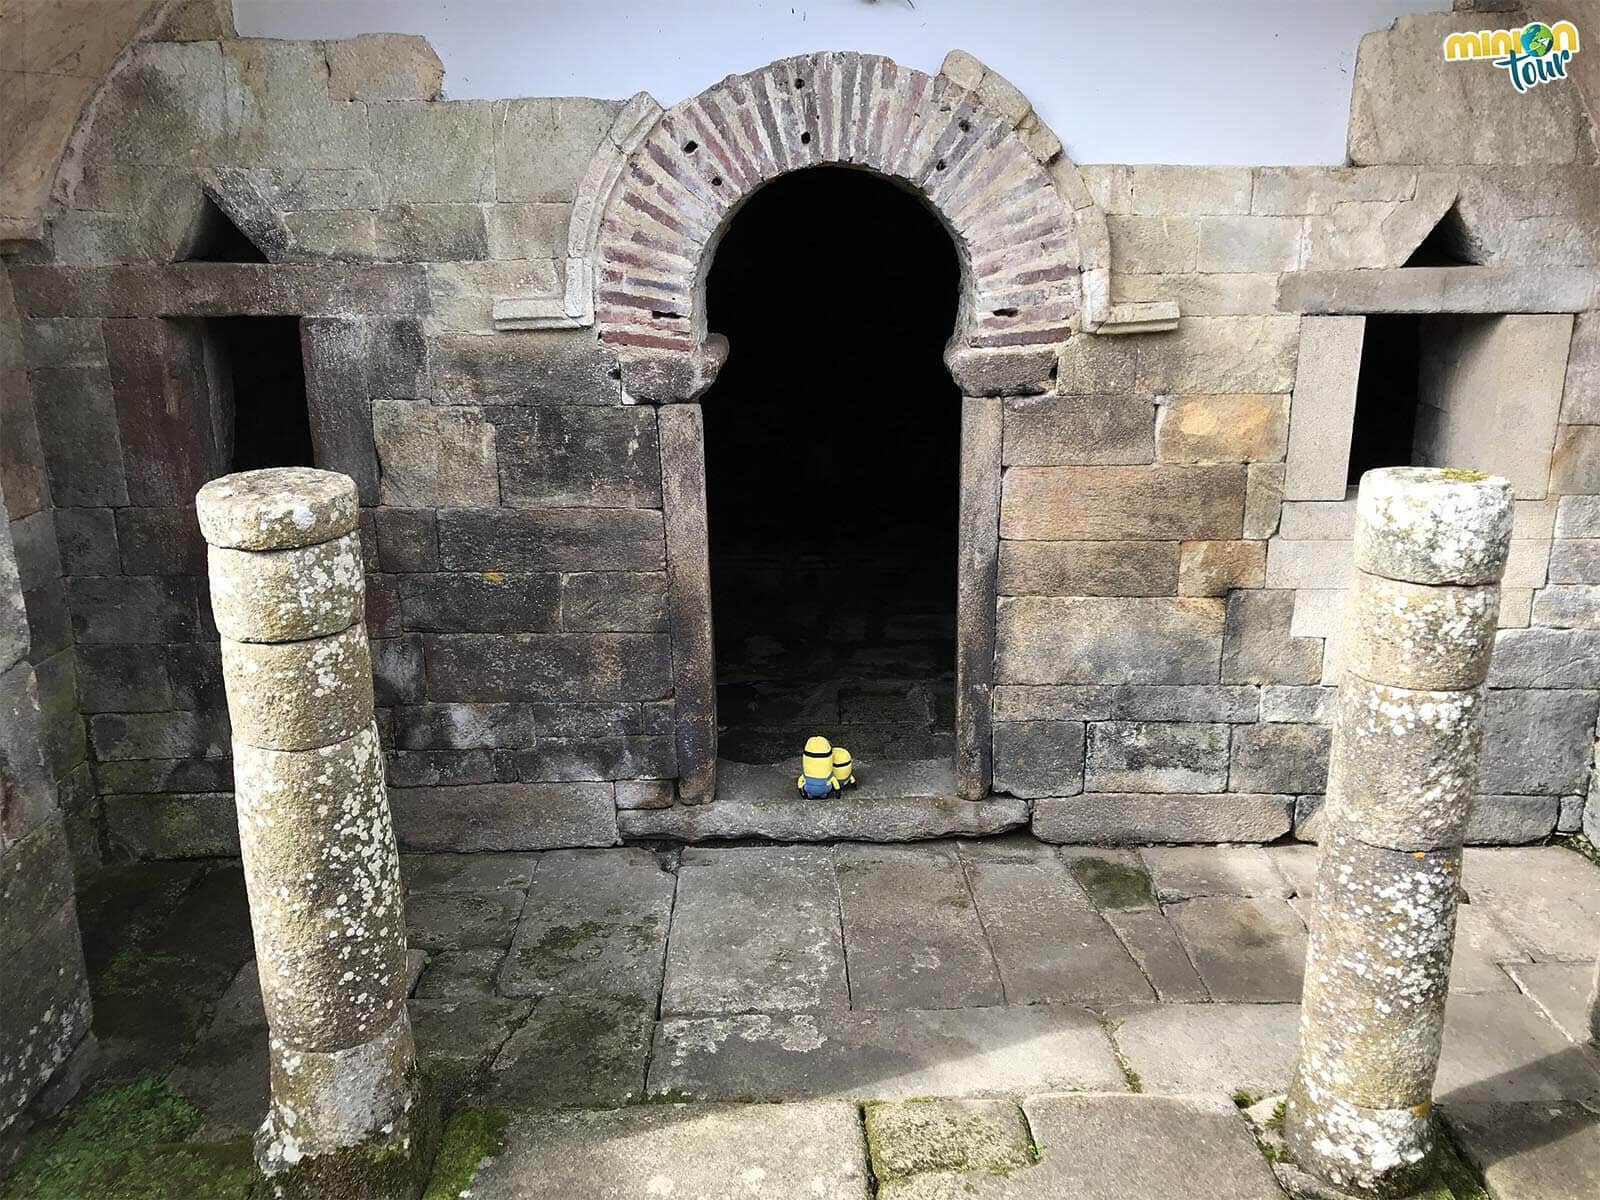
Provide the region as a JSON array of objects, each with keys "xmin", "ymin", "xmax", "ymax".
[
  {"xmin": 401, "ymin": 851, "xmax": 538, "ymax": 894},
  {"xmin": 1112, "ymin": 1003, "xmax": 1302, "ymax": 1096},
  {"xmin": 1164, "ymin": 896, "xmax": 1307, "ymax": 1002},
  {"xmin": 836, "ymin": 843, "xmax": 1003, "ymax": 1010},
  {"xmin": 1449, "ymin": 903, "xmax": 1526, "ymax": 994},
  {"xmin": 661, "ymin": 845, "xmax": 848, "ymax": 1017},
  {"xmin": 1443, "ymin": 1100, "xmax": 1600, "ymax": 1200},
  {"xmin": 413, "ymin": 947, "xmax": 506, "ymax": 999},
  {"xmin": 649, "ymin": 1006, "xmax": 1124, "ymax": 1102},
  {"xmin": 960, "ymin": 851, "xmax": 1154, "ymax": 1006},
  {"xmin": 482, "ymin": 993, "xmax": 655, "ymax": 1107},
  {"xmin": 1436, "ymin": 992, "xmax": 1600, "ymax": 1105},
  {"xmin": 1506, "ymin": 960, "xmax": 1600, "ymax": 1043},
  {"xmin": 1102, "ymin": 908, "xmax": 1209, "ymax": 1002},
  {"xmin": 499, "ymin": 847, "xmax": 674, "ymax": 1000},
  {"xmin": 863, "ymin": 1098, "xmax": 1034, "ymax": 1181},
  {"xmin": 405, "ymin": 888, "xmax": 525, "ymax": 950},
  {"xmin": 1140, "ymin": 845, "xmax": 1293, "ymax": 901},
  {"xmin": 466, "ymin": 1102, "xmax": 873, "ymax": 1200},
  {"xmin": 1059, "ymin": 847, "xmax": 1157, "ymax": 911},
  {"xmin": 1463, "ymin": 846, "xmax": 1600, "ymax": 960},
  {"xmin": 410, "ymin": 995, "xmax": 533, "ymax": 1104},
  {"xmin": 1266, "ymin": 843, "xmax": 1318, "ymax": 897}
]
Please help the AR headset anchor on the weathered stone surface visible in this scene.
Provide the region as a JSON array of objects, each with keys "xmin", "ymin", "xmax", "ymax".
[
  {"xmin": 494, "ymin": 96, "xmax": 620, "ymax": 204},
  {"xmin": 994, "ymin": 684, "xmax": 1258, "ymax": 724},
  {"xmin": 1244, "ymin": 461, "xmax": 1286, "ymax": 539},
  {"xmin": 558, "ymin": 572, "xmax": 667, "ymax": 632},
  {"xmin": 406, "ymin": 889, "xmax": 524, "ymax": 952},
  {"xmin": 196, "ymin": 467, "xmax": 358, "ymax": 552},
  {"xmin": 390, "ymin": 783, "xmax": 619, "ymax": 852},
  {"xmin": 649, "ymin": 1006, "xmax": 1123, "ymax": 1102},
  {"xmin": 369, "ymin": 99, "xmax": 495, "ymax": 204},
  {"xmin": 961, "ymin": 849, "xmax": 1153, "ymax": 1005},
  {"xmin": 1488, "ymin": 626, "xmax": 1600, "ymax": 687},
  {"xmin": 997, "ymin": 597, "xmax": 1223, "ymax": 685},
  {"xmin": 1220, "ymin": 589, "xmax": 1323, "ymax": 685},
  {"xmin": 493, "ymin": 406, "xmax": 661, "ymax": 508},
  {"xmin": 1462, "ymin": 846, "xmax": 1600, "ymax": 960},
  {"xmin": 1086, "ymin": 721, "xmax": 1228, "ymax": 793},
  {"xmin": 1479, "ymin": 688, "xmax": 1599, "ymax": 796},
  {"xmin": 207, "ymin": 532, "xmax": 364, "ymax": 643},
  {"xmin": 1228, "ymin": 722, "xmax": 1330, "ymax": 794},
  {"xmin": 437, "ymin": 508, "xmax": 665, "ymax": 572},
  {"xmin": 377, "ymin": 203, "xmax": 490, "ymax": 262},
  {"xmin": 1503, "ymin": 961, "xmax": 1596, "ymax": 1045},
  {"xmin": 1156, "ymin": 393, "xmax": 1288, "ymax": 465},
  {"xmin": 421, "ymin": 632, "xmax": 670, "ymax": 702},
  {"xmin": 1033, "ymin": 793, "xmax": 1293, "ymax": 844},
  {"xmin": 398, "ymin": 572, "xmax": 559, "ymax": 634},
  {"xmin": 223, "ymin": 40, "xmax": 371, "ymax": 171},
  {"xmin": 220, "ymin": 623, "xmax": 373, "ymax": 751},
  {"xmin": 662, "ymin": 846, "xmax": 848, "ymax": 1017},
  {"xmin": 1167, "ymin": 896, "xmax": 1306, "ymax": 1002},
  {"xmin": 1354, "ymin": 467, "xmax": 1514, "ymax": 587},
  {"xmin": 408, "ymin": 994, "xmax": 531, "ymax": 1104},
  {"xmin": 1325, "ymin": 678, "xmax": 1485, "ymax": 850},
  {"xmin": 373, "ymin": 399, "xmax": 499, "ymax": 509},
  {"xmin": 992, "ymin": 720, "xmax": 1084, "ymax": 799},
  {"xmin": 29, "ymin": 367, "xmax": 128, "ymax": 507},
  {"xmin": 498, "ymin": 847, "xmax": 671, "ymax": 1001},
  {"xmin": 424, "ymin": 330, "xmax": 620, "ymax": 406},
  {"xmin": 326, "ymin": 34, "xmax": 443, "ymax": 102},
  {"xmin": 1176, "ymin": 539, "xmax": 1265, "ymax": 597},
  {"xmin": 233, "ymin": 725, "xmax": 407, "ymax": 1050},
  {"xmin": 1342, "ymin": 569, "xmax": 1499, "ymax": 690},
  {"xmin": 865, "ymin": 1097, "xmax": 1033, "ymax": 1184},
  {"xmin": 1435, "ymin": 991, "xmax": 1600, "ymax": 1104},
  {"xmin": 486, "ymin": 993, "xmax": 654, "ymax": 1105},
  {"xmin": 836, "ymin": 844, "xmax": 1002, "ymax": 1011},
  {"xmin": 66, "ymin": 575, "xmax": 198, "ymax": 644},
  {"xmin": 373, "ymin": 508, "xmax": 438, "ymax": 574},
  {"xmin": 1100, "ymin": 908, "xmax": 1209, "ymax": 1001},
  {"xmin": 1001, "ymin": 465, "xmax": 1244, "ymax": 541},
  {"xmin": 1114, "ymin": 1002, "xmax": 1301, "ymax": 1095},
  {"xmin": 468, "ymin": 1102, "xmax": 871, "ymax": 1200},
  {"xmin": 998, "ymin": 540, "xmax": 1178, "ymax": 596},
  {"xmin": 1000, "ymin": 395, "xmax": 1154, "ymax": 466},
  {"xmin": 1140, "ymin": 845, "xmax": 1292, "ymax": 901},
  {"xmin": 1445, "ymin": 1100, "xmax": 1600, "ymax": 1200}
]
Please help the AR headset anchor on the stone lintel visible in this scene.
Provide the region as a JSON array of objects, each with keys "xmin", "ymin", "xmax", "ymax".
[
  {"xmin": 8, "ymin": 263, "xmax": 431, "ymax": 318},
  {"xmin": 1279, "ymin": 267, "xmax": 1600, "ymax": 315}
]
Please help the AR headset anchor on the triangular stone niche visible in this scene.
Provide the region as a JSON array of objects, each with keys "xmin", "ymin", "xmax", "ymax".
[
  {"xmin": 1403, "ymin": 204, "xmax": 1481, "ymax": 267},
  {"xmin": 184, "ymin": 193, "xmax": 269, "ymax": 263}
]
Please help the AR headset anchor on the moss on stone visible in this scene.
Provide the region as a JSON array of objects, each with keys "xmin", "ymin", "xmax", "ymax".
[
  {"xmin": 1435, "ymin": 468, "xmax": 1489, "ymax": 483},
  {"xmin": 1066, "ymin": 856, "xmax": 1154, "ymax": 910},
  {"xmin": 422, "ymin": 1108, "xmax": 509, "ymax": 1200},
  {"xmin": 1558, "ymin": 833, "xmax": 1600, "ymax": 870},
  {"xmin": 0, "ymin": 1077, "xmax": 255, "ymax": 1200}
]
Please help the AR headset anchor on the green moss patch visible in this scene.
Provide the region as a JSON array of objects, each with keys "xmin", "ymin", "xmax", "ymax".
[
  {"xmin": 1558, "ymin": 833, "xmax": 1600, "ymax": 870},
  {"xmin": 423, "ymin": 1108, "xmax": 510, "ymax": 1200},
  {"xmin": 1066, "ymin": 856, "xmax": 1154, "ymax": 911},
  {"xmin": 0, "ymin": 1077, "xmax": 254, "ymax": 1200}
]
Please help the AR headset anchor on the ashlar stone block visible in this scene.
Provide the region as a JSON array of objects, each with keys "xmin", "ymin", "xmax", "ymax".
[
  {"xmin": 1156, "ymin": 394, "xmax": 1289, "ymax": 464},
  {"xmin": 1086, "ymin": 721, "xmax": 1229, "ymax": 793},
  {"xmin": 997, "ymin": 596, "xmax": 1224, "ymax": 686},
  {"xmin": 373, "ymin": 398, "xmax": 499, "ymax": 508}
]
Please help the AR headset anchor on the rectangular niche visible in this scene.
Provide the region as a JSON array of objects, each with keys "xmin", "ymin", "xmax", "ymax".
[{"xmin": 203, "ymin": 317, "xmax": 315, "ymax": 473}]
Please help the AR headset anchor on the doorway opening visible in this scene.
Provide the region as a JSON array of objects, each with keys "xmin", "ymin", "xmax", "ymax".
[
  {"xmin": 701, "ymin": 166, "xmax": 962, "ymax": 767},
  {"xmin": 207, "ymin": 317, "xmax": 315, "ymax": 472}
]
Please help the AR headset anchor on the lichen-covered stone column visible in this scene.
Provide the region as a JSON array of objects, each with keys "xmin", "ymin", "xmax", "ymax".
[
  {"xmin": 1286, "ymin": 467, "xmax": 1512, "ymax": 1196},
  {"xmin": 197, "ymin": 468, "xmax": 430, "ymax": 1199}
]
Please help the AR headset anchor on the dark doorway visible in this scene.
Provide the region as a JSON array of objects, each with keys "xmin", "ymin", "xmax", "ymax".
[
  {"xmin": 1347, "ymin": 314, "xmax": 1422, "ymax": 485},
  {"xmin": 701, "ymin": 166, "xmax": 962, "ymax": 766},
  {"xmin": 209, "ymin": 318, "xmax": 315, "ymax": 472}
]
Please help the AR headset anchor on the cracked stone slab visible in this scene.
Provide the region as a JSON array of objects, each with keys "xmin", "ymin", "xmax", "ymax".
[
  {"xmin": 1448, "ymin": 902, "xmax": 1526, "ymax": 994},
  {"xmin": 1102, "ymin": 909, "xmax": 1209, "ymax": 1002},
  {"xmin": 835, "ymin": 843, "xmax": 1003, "ymax": 1011},
  {"xmin": 661, "ymin": 845, "xmax": 848, "ymax": 1017},
  {"xmin": 876, "ymin": 1093, "xmax": 1286, "ymax": 1200},
  {"xmin": 1505, "ymin": 961, "xmax": 1599, "ymax": 1043},
  {"xmin": 1462, "ymin": 846, "xmax": 1600, "ymax": 960},
  {"xmin": 482, "ymin": 993, "xmax": 655, "ymax": 1107},
  {"xmin": 649, "ymin": 1006, "xmax": 1123, "ymax": 1102},
  {"xmin": 1140, "ymin": 845, "xmax": 1293, "ymax": 901},
  {"xmin": 465, "ymin": 1101, "xmax": 872, "ymax": 1200},
  {"xmin": 1163, "ymin": 896, "xmax": 1306, "ymax": 1002},
  {"xmin": 1442, "ymin": 1100, "xmax": 1600, "ymax": 1200},
  {"xmin": 405, "ymin": 888, "xmax": 525, "ymax": 950},
  {"xmin": 401, "ymin": 851, "xmax": 538, "ymax": 894},
  {"xmin": 863, "ymin": 1098, "xmax": 1034, "ymax": 1182},
  {"xmin": 1435, "ymin": 993, "xmax": 1600, "ymax": 1104},
  {"xmin": 409, "ymin": 995, "xmax": 533, "ymax": 1105},
  {"xmin": 499, "ymin": 847, "xmax": 674, "ymax": 1000},
  {"xmin": 960, "ymin": 850, "xmax": 1154, "ymax": 1005},
  {"xmin": 413, "ymin": 947, "xmax": 506, "ymax": 999},
  {"xmin": 1111, "ymin": 1003, "xmax": 1302, "ymax": 1096}
]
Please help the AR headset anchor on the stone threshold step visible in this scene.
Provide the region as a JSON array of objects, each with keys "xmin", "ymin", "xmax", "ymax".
[{"xmin": 619, "ymin": 758, "xmax": 1029, "ymax": 841}]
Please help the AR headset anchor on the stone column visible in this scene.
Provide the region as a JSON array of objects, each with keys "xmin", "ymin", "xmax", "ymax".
[
  {"xmin": 197, "ymin": 468, "xmax": 430, "ymax": 1199},
  {"xmin": 1285, "ymin": 467, "xmax": 1512, "ymax": 1196}
]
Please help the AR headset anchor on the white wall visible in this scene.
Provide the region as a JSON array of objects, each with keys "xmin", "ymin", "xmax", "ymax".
[{"xmin": 235, "ymin": 0, "xmax": 1444, "ymax": 165}]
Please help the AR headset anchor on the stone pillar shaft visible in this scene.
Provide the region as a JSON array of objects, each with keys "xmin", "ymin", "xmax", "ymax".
[
  {"xmin": 198, "ymin": 468, "xmax": 426, "ymax": 1198},
  {"xmin": 1286, "ymin": 467, "xmax": 1513, "ymax": 1197}
]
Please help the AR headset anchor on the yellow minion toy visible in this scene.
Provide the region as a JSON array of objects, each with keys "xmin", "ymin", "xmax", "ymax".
[
  {"xmin": 831, "ymin": 746, "xmax": 856, "ymax": 791},
  {"xmin": 798, "ymin": 735, "xmax": 839, "ymax": 798}
]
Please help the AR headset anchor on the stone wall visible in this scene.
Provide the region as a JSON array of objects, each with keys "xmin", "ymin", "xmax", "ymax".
[{"xmin": 1, "ymin": 10, "xmax": 1597, "ymax": 856}]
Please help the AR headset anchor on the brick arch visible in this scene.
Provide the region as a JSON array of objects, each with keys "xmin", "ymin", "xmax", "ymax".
[{"xmin": 594, "ymin": 51, "xmax": 1081, "ymax": 402}]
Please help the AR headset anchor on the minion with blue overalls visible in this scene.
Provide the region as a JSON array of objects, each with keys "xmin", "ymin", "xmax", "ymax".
[{"xmin": 797, "ymin": 736, "xmax": 839, "ymax": 798}]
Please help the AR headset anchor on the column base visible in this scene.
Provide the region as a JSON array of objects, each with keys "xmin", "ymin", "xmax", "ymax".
[{"xmin": 1284, "ymin": 1081, "xmax": 1436, "ymax": 1198}]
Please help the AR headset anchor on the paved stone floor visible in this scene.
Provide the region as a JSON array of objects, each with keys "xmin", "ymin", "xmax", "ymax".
[{"xmin": 47, "ymin": 839, "xmax": 1600, "ymax": 1198}]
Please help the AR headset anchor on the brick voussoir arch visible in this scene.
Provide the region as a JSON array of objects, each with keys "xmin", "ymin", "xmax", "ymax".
[{"xmin": 595, "ymin": 50, "xmax": 1081, "ymax": 402}]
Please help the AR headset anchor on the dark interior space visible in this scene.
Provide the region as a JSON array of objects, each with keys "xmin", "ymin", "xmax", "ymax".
[
  {"xmin": 1347, "ymin": 313, "xmax": 1422, "ymax": 485},
  {"xmin": 213, "ymin": 317, "xmax": 315, "ymax": 472},
  {"xmin": 701, "ymin": 165, "xmax": 962, "ymax": 766},
  {"xmin": 186, "ymin": 195, "xmax": 270, "ymax": 263},
  {"xmin": 1402, "ymin": 204, "xmax": 1479, "ymax": 267}
]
